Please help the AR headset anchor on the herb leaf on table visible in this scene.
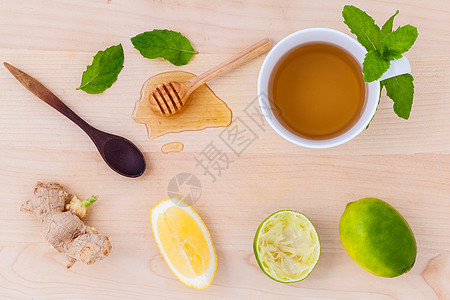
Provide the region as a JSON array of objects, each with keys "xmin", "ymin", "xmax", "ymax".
[
  {"xmin": 77, "ymin": 44, "xmax": 124, "ymax": 94},
  {"xmin": 131, "ymin": 29, "xmax": 197, "ymax": 66}
]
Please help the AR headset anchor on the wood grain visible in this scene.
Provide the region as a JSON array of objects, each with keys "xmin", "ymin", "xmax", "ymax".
[{"xmin": 0, "ymin": 0, "xmax": 449, "ymax": 299}]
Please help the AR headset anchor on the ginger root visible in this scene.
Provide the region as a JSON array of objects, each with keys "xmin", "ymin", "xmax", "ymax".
[{"xmin": 21, "ymin": 182, "xmax": 112, "ymax": 268}]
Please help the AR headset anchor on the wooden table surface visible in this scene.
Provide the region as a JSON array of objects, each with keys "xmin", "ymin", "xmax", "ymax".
[{"xmin": 1, "ymin": 1, "xmax": 449, "ymax": 299}]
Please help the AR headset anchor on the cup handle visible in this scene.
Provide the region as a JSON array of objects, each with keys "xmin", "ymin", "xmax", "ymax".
[{"xmin": 378, "ymin": 57, "xmax": 411, "ymax": 81}]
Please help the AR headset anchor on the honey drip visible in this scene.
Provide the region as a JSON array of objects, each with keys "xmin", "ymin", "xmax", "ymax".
[
  {"xmin": 161, "ymin": 142, "xmax": 184, "ymax": 154},
  {"xmin": 133, "ymin": 71, "xmax": 232, "ymax": 138}
]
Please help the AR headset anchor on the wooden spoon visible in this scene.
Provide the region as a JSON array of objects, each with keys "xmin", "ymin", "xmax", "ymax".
[
  {"xmin": 149, "ymin": 38, "xmax": 272, "ymax": 115},
  {"xmin": 4, "ymin": 62, "xmax": 146, "ymax": 178}
]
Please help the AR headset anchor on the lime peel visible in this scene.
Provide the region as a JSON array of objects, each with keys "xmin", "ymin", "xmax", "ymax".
[{"xmin": 254, "ymin": 210, "xmax": 320, "ymax": 283}]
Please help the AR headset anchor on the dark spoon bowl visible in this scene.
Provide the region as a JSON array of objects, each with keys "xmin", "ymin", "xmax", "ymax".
[
  {"xmin": 4, "ymin": 62, "xmax": 146, "ymax": 178},
  {"xmin": 101, "ymin": 134, "xmax": 146, "ymax": 178}
]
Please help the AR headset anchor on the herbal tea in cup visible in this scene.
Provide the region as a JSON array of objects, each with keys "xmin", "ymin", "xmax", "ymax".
[
  {"xmin": 269, "ymin": 42, "xmax": 365, "ymax": 140},
  {"xmin": 258, "ymin": 28, "xmax": 411, "ymax": 148}
]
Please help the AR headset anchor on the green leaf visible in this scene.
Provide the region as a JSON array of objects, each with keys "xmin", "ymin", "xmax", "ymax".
[
  {"xmin": 342, "ymin": 5, "xmax": 382, "ymax": 52},
  {"xmin": 381, "ymin": 10, "xmax": 399, "ymax": 40},
  {"xmin": 381, "ymin": 50, "xmax": 403, "ymax": 61},
  {"xmin": 77, "ymin": 44, "xmax": 124, "ymax": 94},
  {"xmin": 381, "ymin": 25, "xmax": 418, "ymax": 59},
  {"xmin": 343, "ymin": 6, "xmax": 417, "ymax": 122},
  {"xmin": 131, "ymin": 29, "xmax": 197, "ymax": 66},
  {"xmin": 363, "ymin": 50, "xmax": 390, "ymax": 82},
  {"xmin": 382, "ymin": 74, "xmax": 414, "ymax": 119}
]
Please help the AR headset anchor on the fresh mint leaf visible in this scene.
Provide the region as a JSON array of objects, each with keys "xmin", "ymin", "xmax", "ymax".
[
  {"xmin": 381, "ymin": 10, "xmax": 399, "ymax": 40},
  {"xmin": 131, "ymin": 29, "xmax": 197, "ymax": 66},
  {"xmin": 363, "ymin": 50, "xmax": 390, "ymax": 82},
  {"xmin": 78, "ymin": 44, "xmax": 124, "ymax": 94},
  {"xmin": 382, "ymin": 74, "xmax": 414, "ymax": 119},
  {"xmin": 381, "ymin": 49, "xmax": 403, "ymax": 61},
  {"xmin": 381, "ymin": 25, "xmax": 418, "ymax": 59},
  {"xmin": 342, "ymin": 5, "xmax": 381, "ymax": 52}
]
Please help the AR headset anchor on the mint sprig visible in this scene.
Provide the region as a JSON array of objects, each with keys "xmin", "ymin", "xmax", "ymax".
[{"xmin": 343, "ymin": 5, "xmax": 418, "ymax": 120}]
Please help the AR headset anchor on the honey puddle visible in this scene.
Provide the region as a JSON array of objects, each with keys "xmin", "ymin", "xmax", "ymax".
[
  {"xmin": 161, "ymin": 142, "xmax": 184, "ymax": 154},
  {"xmin": 133, "ymin": 71, "xmax": 232, "ymax": 138}
]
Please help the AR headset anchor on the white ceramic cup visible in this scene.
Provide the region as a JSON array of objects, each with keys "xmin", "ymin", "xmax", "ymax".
[{"xmin": 258, "ymin": 28, "xmax": 411, "ymax": 148}]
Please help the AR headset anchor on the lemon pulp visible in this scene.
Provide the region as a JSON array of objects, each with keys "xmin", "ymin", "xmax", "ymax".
[
  {"xmin": 157, "ymin": 206, "xmax": 211, "ymax": 278},
  {"xmin": 151, "ymin": 198, "xmax": 216, "ymax": 290},
  {"xmin": 254, "ymin": 210, "xmax": 320, "ymax": 282}
]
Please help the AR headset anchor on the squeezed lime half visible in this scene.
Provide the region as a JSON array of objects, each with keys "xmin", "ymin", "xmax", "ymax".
[{"xmin": 253, "ymin": 210, "xmax": 320, "ymax": 283}]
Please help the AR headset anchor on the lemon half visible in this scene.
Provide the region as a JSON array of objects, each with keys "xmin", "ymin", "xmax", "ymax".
[
  {"xmin": 150, "ymin": 197, "xmax": 217, "ymax": 290},
  {"xmin": 253, "ymin": 210, "xmax": 320, "ymax": 283}
]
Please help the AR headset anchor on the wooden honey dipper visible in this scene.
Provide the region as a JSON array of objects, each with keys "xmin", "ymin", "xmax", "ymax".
[{"xmin": 149, "ymin": 38, "xmax": 272, "ymax": 115}]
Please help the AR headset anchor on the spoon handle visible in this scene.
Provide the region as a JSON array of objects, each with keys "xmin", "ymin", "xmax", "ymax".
[
  {"xmin": 3, "ymin": 62, "xmax": 95, "ymax": 134},
  {"xmin": 188, "ymin": 38, "xmax": 272, "ymax": 91}
]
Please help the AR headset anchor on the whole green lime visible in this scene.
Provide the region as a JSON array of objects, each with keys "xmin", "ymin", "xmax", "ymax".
[{"xmin": 339, "ymin": 198, "xmax": 416, "ymax": 278}]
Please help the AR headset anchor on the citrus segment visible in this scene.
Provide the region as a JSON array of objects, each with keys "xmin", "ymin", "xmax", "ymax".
[
  {"xmin": 151, "ymin": 198, "xmax": 216, "ymax": 289},
  {"xmin": 254, "ymin": 210, "xmax": 320, "ymax": 282}
]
